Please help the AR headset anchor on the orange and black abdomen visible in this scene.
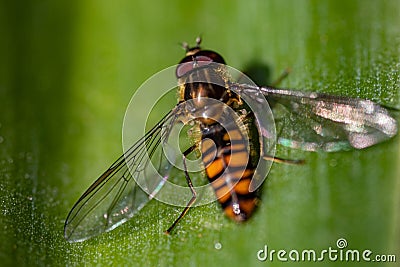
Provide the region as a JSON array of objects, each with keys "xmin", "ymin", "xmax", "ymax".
[{"xmin": 200, "ymin": 122, "xmax": 258, "ymax": 222}]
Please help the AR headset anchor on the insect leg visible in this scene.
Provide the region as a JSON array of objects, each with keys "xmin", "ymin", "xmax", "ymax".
[
  {"xmin": 165, "ymin": 145, "xmax": 198, "ymax": 234},
  {"xmin": 263, "ymin": 155, "xmax": 305, "ymax": 165},
  {"xmin": 270, "ymin": 68, "xmax": 291, "ymax": 87},
  {"xmin": 259, "ymin": 110, "xmax": 304, "ymax": 165}
]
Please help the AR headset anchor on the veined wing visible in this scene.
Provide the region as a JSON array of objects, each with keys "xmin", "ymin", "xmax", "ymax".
[
  {"xmin": 231, "ymin": 83, "xmax": 398, "ymax": 151},
  {"xmin": 64, "ymin": 109, "xmax": 181, "ymax": 243}
]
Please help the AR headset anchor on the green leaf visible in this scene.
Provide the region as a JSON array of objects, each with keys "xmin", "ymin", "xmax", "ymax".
[{"xmin": 0, "ymin": 0, "xmax": 399, "ymax": 266}]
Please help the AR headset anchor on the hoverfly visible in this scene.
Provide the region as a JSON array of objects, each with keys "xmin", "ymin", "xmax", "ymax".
[{"xmin": 64, "ymin": 37, "xmax": 398, "ymax": 242}]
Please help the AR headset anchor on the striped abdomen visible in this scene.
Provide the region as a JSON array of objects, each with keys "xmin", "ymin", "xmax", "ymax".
[{"xmin": 201, "ymin": 122, "xmax": 258, "ymax": 222}]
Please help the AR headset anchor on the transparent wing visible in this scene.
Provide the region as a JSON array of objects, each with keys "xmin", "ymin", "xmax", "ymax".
[
  {"xmin": 64, "ymin": 109, "xmax": 181, "ymax": 243},
  {"xmin": 231, "ymin": 83, "xmax": 398, "ymax": 151}
]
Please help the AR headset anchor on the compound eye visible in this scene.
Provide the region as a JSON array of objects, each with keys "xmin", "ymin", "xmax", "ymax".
[
  {"xmin": 176, "ymin": 55, "xmax": 213, "ymax": 78},
  {"xmin": 196, "ymin": 50, "xmax": 226, "ymax": 64}
]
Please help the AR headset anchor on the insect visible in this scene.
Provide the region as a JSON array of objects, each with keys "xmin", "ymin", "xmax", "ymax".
[{"xmin": 64, "ymin": 37, "xmax": 398, "ymax": 242}]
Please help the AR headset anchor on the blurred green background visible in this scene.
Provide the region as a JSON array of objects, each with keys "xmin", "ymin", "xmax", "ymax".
[{"xmin": 0, "ymin": 0, "xmax": 399, "ymax": 266}]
